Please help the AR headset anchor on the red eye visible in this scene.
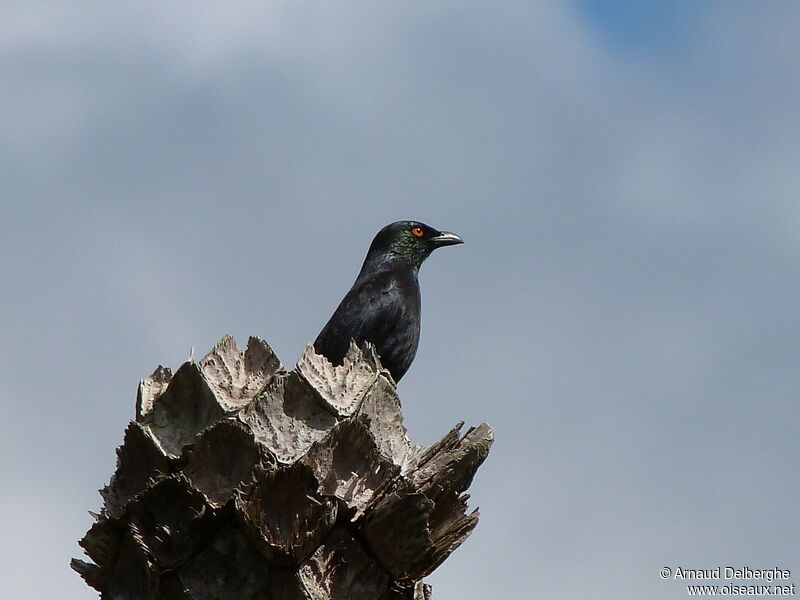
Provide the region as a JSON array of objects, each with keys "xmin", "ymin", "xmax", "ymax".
[{"xmin": 411, "ymin": 226, "xmax": 424, "ymax": 237}]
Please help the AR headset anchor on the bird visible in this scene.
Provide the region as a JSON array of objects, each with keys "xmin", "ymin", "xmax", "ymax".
[{"xmin": 314, "ymin": 220, "xmax": 463, "ymax": 382}]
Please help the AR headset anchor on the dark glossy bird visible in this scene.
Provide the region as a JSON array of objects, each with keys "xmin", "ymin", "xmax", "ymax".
[{"xmin": 314, "ymin": 220, "xmax": 463, "ymax": 382}]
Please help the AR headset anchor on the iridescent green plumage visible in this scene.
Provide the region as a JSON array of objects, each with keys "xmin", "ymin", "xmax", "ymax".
[{"xmin": 314, "ymin": 221, "xmax": 463, "ymax": 381}]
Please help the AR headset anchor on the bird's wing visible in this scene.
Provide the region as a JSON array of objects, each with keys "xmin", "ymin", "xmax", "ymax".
[{"xmin": 314, "ymin": 271, "xmax": 403, "ymax": 364}]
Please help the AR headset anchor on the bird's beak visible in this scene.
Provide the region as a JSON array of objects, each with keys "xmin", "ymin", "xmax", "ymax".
[{"xmin": 430, "ymin": 231, "xmax": 464, "ymax": 247}]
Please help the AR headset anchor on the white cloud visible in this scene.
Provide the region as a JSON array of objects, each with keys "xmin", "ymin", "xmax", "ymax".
[{"xmin": 3, "ymin": 2, "xmax": 799, "ymax": 599}]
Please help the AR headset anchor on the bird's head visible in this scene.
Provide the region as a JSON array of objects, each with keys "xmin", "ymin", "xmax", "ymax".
[{"xmin": 366, "ymin": 221, "xmax": 464, "ymax": 270}]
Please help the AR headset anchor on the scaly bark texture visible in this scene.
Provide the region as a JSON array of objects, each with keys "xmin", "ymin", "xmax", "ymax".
[{"xmin": 72, "ymin": 335, "xmax": 493, "ymax": 599}]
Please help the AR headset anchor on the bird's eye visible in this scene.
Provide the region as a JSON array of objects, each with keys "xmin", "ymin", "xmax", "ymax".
[{"xmin": 411, "ymin": 226, "xmax": 425, "ymax": 237}]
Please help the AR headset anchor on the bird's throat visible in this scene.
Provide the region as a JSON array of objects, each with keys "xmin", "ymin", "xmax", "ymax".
[{"xmin": 388, "ymin": 237, "xmax": 430, "ymax": 269}]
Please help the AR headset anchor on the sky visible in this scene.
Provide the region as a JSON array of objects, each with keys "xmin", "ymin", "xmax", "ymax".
[{"xmin": 2, "ymin": 2, "xmax": 799, "ymax": 598}]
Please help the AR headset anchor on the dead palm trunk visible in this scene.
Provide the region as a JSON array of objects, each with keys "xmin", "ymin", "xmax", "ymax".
[{"xmin": 72, "ymin": 335, "xmax": 493, "ymax": 599}]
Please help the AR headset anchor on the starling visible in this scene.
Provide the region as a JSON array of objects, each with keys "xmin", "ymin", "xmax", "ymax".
[{"xmin": 314, "ymin": 220, "xmax": 463, "ymax": 382}]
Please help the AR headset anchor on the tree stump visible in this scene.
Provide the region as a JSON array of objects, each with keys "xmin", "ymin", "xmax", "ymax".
[{"xmin": 72, "ymin": 335, "xmax": 493, "ymax": 599}]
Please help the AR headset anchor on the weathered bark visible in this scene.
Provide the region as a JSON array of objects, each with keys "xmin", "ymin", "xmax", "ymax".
[{"xmin": 73, "ymin": 335, "xmax": 493, "ymax": 599}]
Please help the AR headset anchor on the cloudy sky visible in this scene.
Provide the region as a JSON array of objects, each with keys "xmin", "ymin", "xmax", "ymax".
[{"xmin": 2, "ymin": 2, "xmax": 799, "ymax": 598}]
